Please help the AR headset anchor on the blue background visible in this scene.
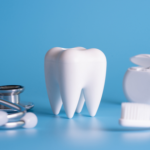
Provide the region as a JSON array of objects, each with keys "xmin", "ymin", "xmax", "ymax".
[{"xmin": 0, "ymin": 0, "xmax": 150, "ymax": 149}]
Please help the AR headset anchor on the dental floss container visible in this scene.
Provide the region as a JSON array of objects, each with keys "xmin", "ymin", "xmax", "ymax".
[{"xmin": 123, "ymin": 54, "xmax": 150, "ymax": 104}]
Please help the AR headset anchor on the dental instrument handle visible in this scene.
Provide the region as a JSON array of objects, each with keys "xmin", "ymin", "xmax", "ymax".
[
  {"xmin": 0, "ymin": 120, "xmax": 25, "ymax": 129},
  {"xmin": 0, "ymin": 99, "xmax": 26, "ymax": 121}
]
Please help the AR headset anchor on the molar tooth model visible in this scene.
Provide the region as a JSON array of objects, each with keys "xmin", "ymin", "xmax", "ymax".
[
  {"xmin": 123, "ymin": 54, "xmax": 150, "ymax": 103},
  {"xmin": 45, "ymin": 47, "xmax": 107, "ymax": 118}
]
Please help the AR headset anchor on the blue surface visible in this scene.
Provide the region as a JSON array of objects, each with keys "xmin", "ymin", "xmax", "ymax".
[
  {"xmin": 0, "ymin": 0, "xmax": 150, "ymax": 149},
  {"xmin": 1, "ymin": 101, "xmax": 150, "ymax": 150}
]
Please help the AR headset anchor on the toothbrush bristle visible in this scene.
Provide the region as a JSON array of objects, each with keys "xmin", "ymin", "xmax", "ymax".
[{"xmin": 121, "ymin": 103, "xmax": 150, "ymax": 120}]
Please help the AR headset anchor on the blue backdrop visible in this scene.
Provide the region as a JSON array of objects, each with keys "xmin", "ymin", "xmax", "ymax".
[
  {"xmin": 0, "ymin": 1, "xmax": 150, "ymax": 149},
  {"xmin": 1, "ymin": 0, "xmax": 150, "ymax": 103}
]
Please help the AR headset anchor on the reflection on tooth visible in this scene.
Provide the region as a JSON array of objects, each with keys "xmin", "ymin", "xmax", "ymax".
[{"xmin": 45, "ymin": 47, "xmax": 107, "ymax": 118}]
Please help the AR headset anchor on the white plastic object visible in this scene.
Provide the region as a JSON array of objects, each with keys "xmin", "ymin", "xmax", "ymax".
[
  {"xmin": 21, "ymin": 112, "xmax": 38, "ymax": 128},
  {"xmin": 123, "ymin": 54, "xmax": 150, "ymax": 104},
  {"xmin": 130, "ymin": 54, "xmax": 150, "ymax": 68},
  {"xmin": 0, "ymin": 111, "xmax": 8, "ymax": 126},
  {"xmin": 119, "ymin": 103, "xmax": 150, "ymax": 127},
  {"xmin": 45, "ymin": 47, "xmax": 107, "ymax": 118}
]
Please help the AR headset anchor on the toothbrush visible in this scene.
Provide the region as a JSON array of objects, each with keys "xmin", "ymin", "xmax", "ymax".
[{"xmin": 119, "ymin": 103, "xmax": 150, "ymax": 127}]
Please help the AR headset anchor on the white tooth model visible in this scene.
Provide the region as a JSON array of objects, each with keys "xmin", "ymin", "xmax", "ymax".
[
  {"xmin": 45, "ymin": 47, "xmax": 107, "ymax": 118},
  {"xmin": 123, "ymin": 54, "xmax": 150, "ymax": 103}
]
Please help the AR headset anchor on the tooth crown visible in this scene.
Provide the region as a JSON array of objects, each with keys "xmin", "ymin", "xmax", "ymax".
[
  {"xmin": 45, "ymin": 47, "xmax": 107, "ymax": 118},
  {"xmin": 45, "ymin": 47, "xmax": 106, "ymax": 63}
]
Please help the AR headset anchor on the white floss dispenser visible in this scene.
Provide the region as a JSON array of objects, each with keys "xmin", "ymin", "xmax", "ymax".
[{"xmin": 123, "ymin": 54, "xmax": 150, "ymax": 103}]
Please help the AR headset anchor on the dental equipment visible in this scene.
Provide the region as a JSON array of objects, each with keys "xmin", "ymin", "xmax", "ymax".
[
  {"xmin": 119, "ymin": 102, "xmax": 150, "ymax": 127},
  {"xmin": 0, "ymin": 85, "xmax": 34, "ymax": 112},
  {"xmin": 120, "ymin": 54, "xmax": 150, "ymax": 127},
  {"xmin": 123, "ymin": 54, "xmax": 150, "ymax": 104},
  {"xmin": 0, "ymin": 99, "xmax": 38, "ymax": 129}
]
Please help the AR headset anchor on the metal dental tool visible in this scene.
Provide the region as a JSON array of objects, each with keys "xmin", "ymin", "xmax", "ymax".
[
  {"xmin": 0, "ymin": 99, "xmax": 38, "ymax": 129},
  {"xmin": 0, "ymin": 85, "xmax": 34, "ymax": 112},
  {"xmin": 0, "ymin": 99, "xmax": 26, "ymax": 128},
  {"xmin": 0, "ymin": 85, "xmax": 37, "ymax": 129}
]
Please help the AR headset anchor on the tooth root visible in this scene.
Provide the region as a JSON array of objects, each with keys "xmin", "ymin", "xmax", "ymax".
[
  {"xmin": 83, "ymin": 64, "xmax": 106, "ymax": 117},
  {"xmin": 47, "ymin": 81, "xmax": 62, "ymax": 115},
  {"xmin": 83, "ymin": 85, "xmax": 103, "ymax": 117},
  {"xmin": 60, "ymin": 84, "xmax": 82, "ymax": 118},
  {"xmin": 76, "ymin": 90, "xmax": 85, "ymax": 113},
  {"xmin": 45, "ymin": 61, "xmax": 62, "ymax": 115},
  {"xmin": 59, "ymin": 82, "xmax": 82, "ymax": 118},
  {"xmin": 58, "ymin": 64, "xmax": 83, "ymax": 118}
]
